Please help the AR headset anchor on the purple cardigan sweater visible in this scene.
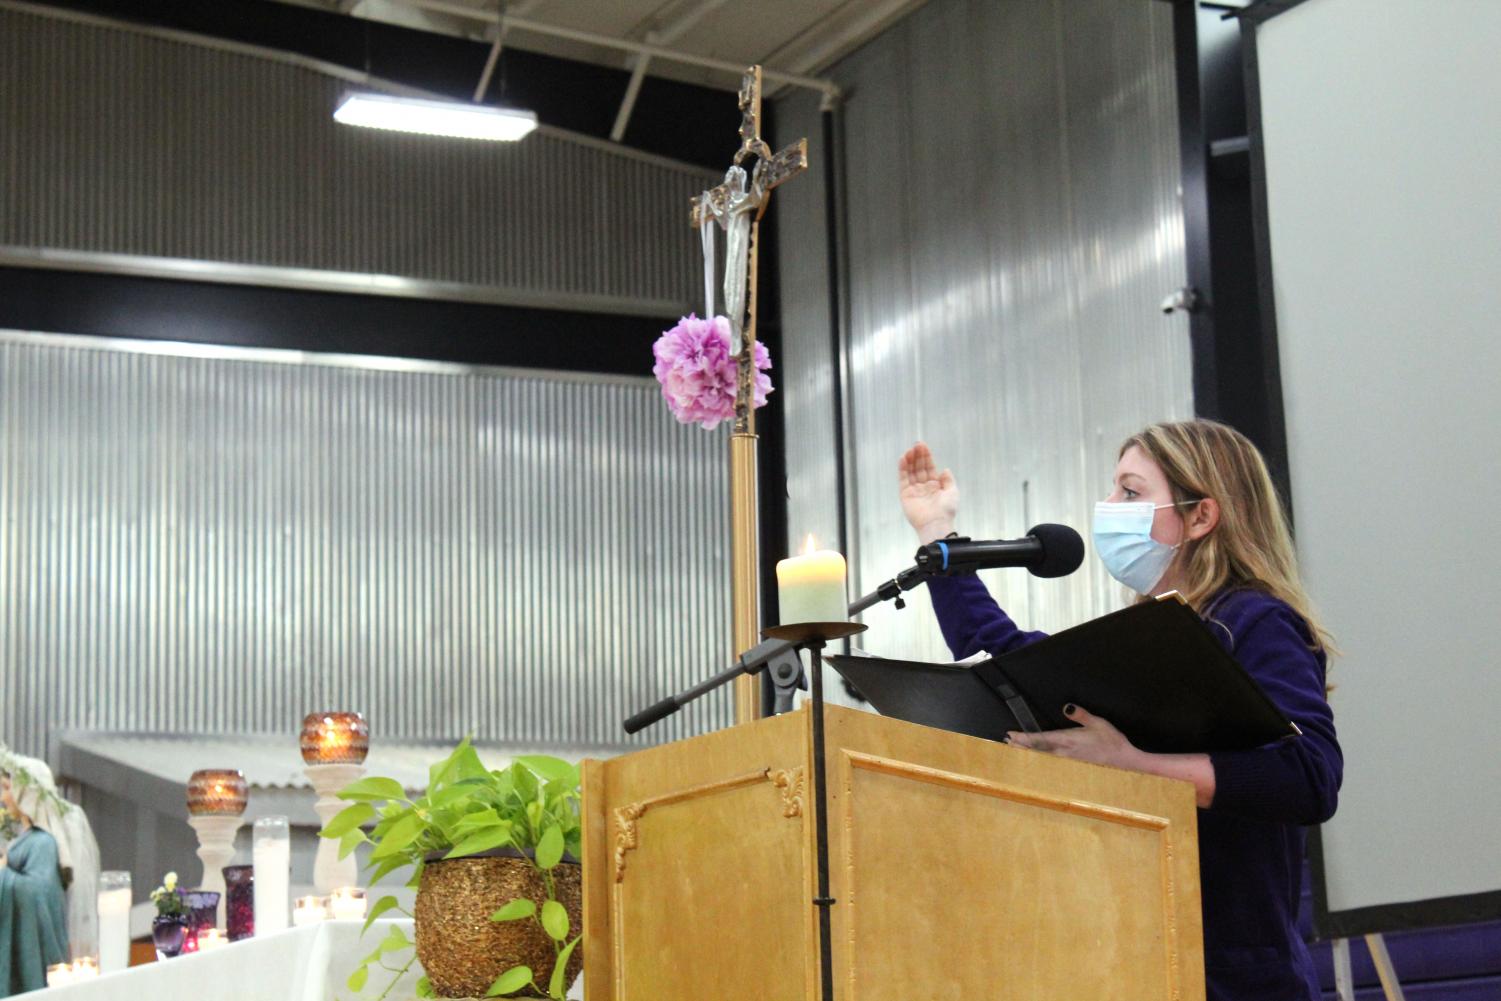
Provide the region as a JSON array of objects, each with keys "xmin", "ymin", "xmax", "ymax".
[{"xmin": 927, "ymin": 575, "xmax": 1342, "ymax": 1001}]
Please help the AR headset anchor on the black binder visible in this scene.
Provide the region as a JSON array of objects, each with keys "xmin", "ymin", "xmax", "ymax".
[{"xmin": 827, "ymin": 596, "xmax": 1297, "ymax": 754}]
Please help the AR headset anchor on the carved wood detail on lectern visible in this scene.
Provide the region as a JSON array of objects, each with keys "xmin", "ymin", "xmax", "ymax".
[
  {"xmin": 769, "ymin": 767, "xmax": 805, "ymax": 818},
  {"xmin": 611, "ymin": 802, "xmax": 646, "ymax": 885},
  {"xmin": 612, "ymin": 767, "xmax": 804, "ymax": 882}
]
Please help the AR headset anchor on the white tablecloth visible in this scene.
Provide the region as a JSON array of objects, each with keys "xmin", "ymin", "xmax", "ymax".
[{"xmin": 26, "ymin": 920, "xmax": 423, "ymax": 1001}]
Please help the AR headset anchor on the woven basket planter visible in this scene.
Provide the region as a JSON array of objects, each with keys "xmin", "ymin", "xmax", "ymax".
[{"xmin": 414, "ymin": 850, "xmax": 583, "ymax": 999}]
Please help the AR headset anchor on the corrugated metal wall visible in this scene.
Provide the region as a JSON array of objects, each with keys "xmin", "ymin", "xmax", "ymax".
[
  {"xmin": 775, "ymin": 0, "xmax": 1192, "ymax": 667},
  {"xmin": 0, "ymin": 333, "xmax": 732, "ymax": 758},
  {"xmin": 0, "ymin": 5, "xmax": 715, "ymax": 314}
]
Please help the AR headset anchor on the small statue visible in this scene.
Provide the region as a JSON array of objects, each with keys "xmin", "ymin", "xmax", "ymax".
[{"xmin": 0, "ymin": 749, "xmax": 100, "ymax": 997}]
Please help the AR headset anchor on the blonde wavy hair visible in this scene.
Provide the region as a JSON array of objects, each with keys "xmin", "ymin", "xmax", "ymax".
[{"xmin": 1121, "ymin": 419, "xmax": 1334, "ymax": 657}]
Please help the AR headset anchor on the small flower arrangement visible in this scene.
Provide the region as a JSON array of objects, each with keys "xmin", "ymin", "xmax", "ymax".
[
  {"xmin": 652, "ymin": 314, "xmax": 772, "ymax": 430},
  {"xmin": 150, "ymin": 871, "xmax": 188, "ymax": 917}
]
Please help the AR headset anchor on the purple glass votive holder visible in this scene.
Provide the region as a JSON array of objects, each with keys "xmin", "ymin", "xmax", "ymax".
[{"xmin": 180, "ymin": 890, "xmax": 220, "ymax": 951}]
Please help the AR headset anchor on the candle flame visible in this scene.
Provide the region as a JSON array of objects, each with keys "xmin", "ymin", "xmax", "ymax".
[{"xmin": 803, "ymin": 534, "xmax": 817, "ymax": 556}]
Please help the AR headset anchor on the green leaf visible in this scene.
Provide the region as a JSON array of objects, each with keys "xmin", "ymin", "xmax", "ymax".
[
  {"xmin": 449, "ymin": 744, "xmax": 490, "ymax": 783},
  {"xmin": 451, "ymin": 809, "xmax": 503, "ymax": 836},
  {"xmin": 515, "ymin": 755, "xmax": 578, "ymax": 786},
  {"xmin": 548, "ymin": 936, "xmax": 581, "ymax": 999},
  {"xmin": 323, "ymin": 802, "xmax": 375, "ymax": 839},
  {"xmin": 489, "ymin": 899, "xmax": 536, "ymax": 922},
  {"xmin": 338, "ymin": 828, "xmax": 369, "ymax": 860},
  {"xmin": 540, "ymin": 899, "xmax": 569, "ymax": 941},
  {"xmin": 486, "ymin": 965, "xmax": 533, "ymax": 997},
  {"xmin": 380, "ymin": 925, "xmax": 411, "ymax": 953},
  {"xmin": 490, "ymin": 769, "xmax": 517, "ymax": 803},
  {"xmin": 364, "ymin": 854, "xmax": 409, "ymax": 887},
  {"xmin": 415, "ymin": 975, "xmax": 434, "ymax": 998},
  {"xmin": 339, "ymin": 776, "xmax": 407, "ymax": 803},
  {"xmin": 347, "ymin": 964, "xmax": 369, "ymax": 992},
  {"xmin": 535, "ymin": 824, "xmax": 564, "ymax": 870},
  {"xmin": 445, "ymin": 826, "xmax": 513, "ymax": 860},
  {"xmin": 362, "ymin": 895, "xmax": 401, "ymax": 935},
  {"xmin": 426, "ymin": 735, "xmax": 465, "ymax": 792},
  {"xmin": 369, "ymin": 812, "xmax": 425, "ymax": 860},
  {"xmin": 512, "ymin": 763, "xmax": 539, "ymax": 803},
  {"xmin": 426, "ymin": 782, "xmax": 483, "ymax": 811}
]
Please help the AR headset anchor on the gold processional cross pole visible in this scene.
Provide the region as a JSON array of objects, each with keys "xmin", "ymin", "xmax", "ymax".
[{"xmin": 690, "ymin": 67, "xmax": 808, "ymax": 725}]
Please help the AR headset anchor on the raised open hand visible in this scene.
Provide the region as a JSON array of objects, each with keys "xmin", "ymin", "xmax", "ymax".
[{"xmin": 897, "ymin": 441, "xmax": 959, "ymax": 544}]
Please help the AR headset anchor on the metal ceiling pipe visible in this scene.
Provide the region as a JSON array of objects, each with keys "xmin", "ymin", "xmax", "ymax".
[
  {"xmin": 394, "ymin": 0, "xmax": 842, "ymax": 99},
  {"xmin": 610, "ymin": 0, "xmax": 734, "ymax": 141}
]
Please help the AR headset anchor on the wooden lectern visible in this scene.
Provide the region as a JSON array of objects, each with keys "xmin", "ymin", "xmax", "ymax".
[{"xmin": 582, "ymin": 705, "xmax": 1204, "ymax": 1000}]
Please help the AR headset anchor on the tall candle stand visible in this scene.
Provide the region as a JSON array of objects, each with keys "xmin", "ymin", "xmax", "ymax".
[
  {"xmin": 186, "ymin": 769, "xmax": 248, "ymax": 929},
  {"xmin": 305, "ymin": 762, "xmax": 366, "ymax": 893},
  {"xmin": 300, "ymin": 711, "xmax": 371, "ymax": 894},
  {"xmin": 189, "ymin": 816, "xmax": 241, "ymax": 927}
]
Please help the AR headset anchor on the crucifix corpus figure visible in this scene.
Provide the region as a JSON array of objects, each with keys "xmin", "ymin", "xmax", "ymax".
[
  {"xmin": 691, "ymin": 65, "xmax": 808, "ymax": 724},
  {"xmin": 694, "ymin": 68, "xmax": 809, "ymax": 431}
]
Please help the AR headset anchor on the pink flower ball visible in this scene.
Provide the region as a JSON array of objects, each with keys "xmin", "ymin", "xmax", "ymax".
[{"xmin": 652, "ymin": 314, "xmax": 773, "ymax": 430}]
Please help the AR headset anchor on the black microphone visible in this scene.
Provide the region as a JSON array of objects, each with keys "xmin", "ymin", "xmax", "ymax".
[{"xmin": 913, "ymin": 523, "xmax": 1084, "ymax": 579}]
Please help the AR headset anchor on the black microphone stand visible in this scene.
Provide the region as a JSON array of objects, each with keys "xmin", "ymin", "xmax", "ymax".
[
  {"xmin": 622, "ymin": 562, "xmax": 929, "ymax": 734},
  {"xmin": 620, "ymin": 562, "xmax": 931, "ymax": 1001}
]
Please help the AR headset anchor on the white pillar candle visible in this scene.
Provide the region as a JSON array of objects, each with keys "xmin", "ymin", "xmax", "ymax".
[
  {"xmin": 328, "ymin": 887, "xmax": 366, "ymax": 921},
  {"xmin": 252, "ymin": 816, "xmax": 291, "ymax": 936},
  {"xmin": 97, "ymin": 872, "xmax": 132, "ymax": 974},
  {"xmin": 776, "ymin": 536, "xmax": 848, "ymax": 625}
]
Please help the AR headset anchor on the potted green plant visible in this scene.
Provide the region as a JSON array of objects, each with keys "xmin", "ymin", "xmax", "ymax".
[{"xmin": 321, "ymin": 738, "xmax": 583, "ymax": 999}]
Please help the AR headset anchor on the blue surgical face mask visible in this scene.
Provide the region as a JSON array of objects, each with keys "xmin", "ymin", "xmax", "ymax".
[{"xmin": 1092, "ymin": 500, "xmax": 1187, "ymax": 595}]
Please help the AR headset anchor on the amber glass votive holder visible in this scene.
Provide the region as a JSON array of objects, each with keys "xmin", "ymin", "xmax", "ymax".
[
  {"xmin": 186, "ymin": 769, "xmax": 248, "ymax": 816},
  {"xmin": 300, "ymin": 711, "xmax": 370, "ymax": 765}
]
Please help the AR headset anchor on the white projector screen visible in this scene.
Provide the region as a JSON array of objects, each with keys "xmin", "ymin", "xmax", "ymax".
[{"xmin": 1252, "ymin": 0, "xmax": 1501, "ymax": 934}]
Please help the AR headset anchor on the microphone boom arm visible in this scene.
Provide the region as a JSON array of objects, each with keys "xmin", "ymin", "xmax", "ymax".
[{"xmin": 624, "ymin": 564, "xmax": 931, "ymax": 734}]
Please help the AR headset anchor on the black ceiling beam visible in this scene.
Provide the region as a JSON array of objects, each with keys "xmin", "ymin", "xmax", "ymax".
[{"xmin": 25, "ymin": 0, "xmax": 746, "ymax": 169}]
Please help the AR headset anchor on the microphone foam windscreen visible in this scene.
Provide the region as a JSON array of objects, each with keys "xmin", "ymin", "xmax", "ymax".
[{"xmin": 1026, "ymin": 523, "xmax": 1085, "ymax": 578}]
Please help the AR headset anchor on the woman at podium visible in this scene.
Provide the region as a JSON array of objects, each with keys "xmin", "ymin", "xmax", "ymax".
[{"xmin": 897, "ymin": 419, "xmax": 1340, "ymax": 1001}]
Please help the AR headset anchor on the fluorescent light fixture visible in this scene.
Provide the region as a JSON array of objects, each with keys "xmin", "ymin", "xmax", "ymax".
[{"xmin": 333, "ymin": 92, "xmax": 538, "ymax": 142}]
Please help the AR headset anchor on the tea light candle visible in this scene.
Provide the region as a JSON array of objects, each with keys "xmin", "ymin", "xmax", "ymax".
[
  {"xmin": 70, "ymin": 957, "xmax": 100, "ymax": 979},
  {"xmin": 196, "ymin": 928, "xmax": 228, "ymax": 951},
  {"xmin": 300, "ymin": 712, "xmax": 370, "ymax": 765},
  {"xmin": 291, "ymin": 895, "xmax": 328, "ymax": 927},
  {"xmin": 328, "ymin": 887, "xmax": 366, "ymax": 921},
  {"xmin": 47, "ymin": 963, "xmax": 73, "ymax": 987},
  {"xmin": 776, "ymin": 536, "xmax": 848, "ymax": 625}
]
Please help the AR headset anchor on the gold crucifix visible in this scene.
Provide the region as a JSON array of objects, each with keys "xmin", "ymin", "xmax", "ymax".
[{"xmin": 690, "ymin": 66, "xmax": 808, "ymax": 725}]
